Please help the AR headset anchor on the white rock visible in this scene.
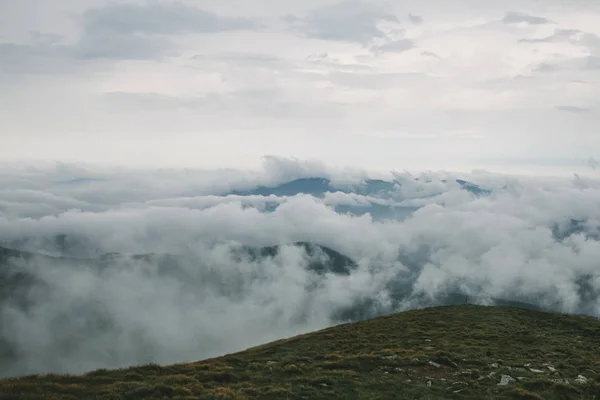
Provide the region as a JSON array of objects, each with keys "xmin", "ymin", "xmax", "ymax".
[
  {"xmin": 498, "ymin": 375, "xmax": 516, "ymax": 386},
  {"xmin": 489, "ymin": 363, "xmax": 499, "ymax": 368},
  {"xmin": 547, "ymin": 366, "xmax": 556, "ymax": 372},
  {"xmin": 529, "ymin": 368, "xmax": 545, "ymax": 373},
  {"xmin": 428, "ymin": 361, "xmax": 441, "ymax": 368},
  {"xmin": 575, "ymin": 375, "xmax": 588, "ymax": 385},
  {"xmin": 427, "ymin": 380, "xmax": 432, "ymax": 387}
]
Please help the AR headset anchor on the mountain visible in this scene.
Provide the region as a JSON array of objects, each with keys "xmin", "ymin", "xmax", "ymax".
[
  {"xmin": 231, "ymin": 177, "xmax": 491, "ymax": 198},
  {"xmin": 1, "ymin": 305, "xmax": 599, "ymax": 399}
]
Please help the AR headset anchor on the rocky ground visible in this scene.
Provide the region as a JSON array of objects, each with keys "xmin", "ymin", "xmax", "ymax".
[{"xmin": 1, "ymin": 304, "xmax": 599, "ymax": 399}]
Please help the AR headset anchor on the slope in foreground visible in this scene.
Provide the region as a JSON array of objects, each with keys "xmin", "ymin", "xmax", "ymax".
[{"xmin": 1, "ymin": 305, "xmax": 600, "ymax": 399}]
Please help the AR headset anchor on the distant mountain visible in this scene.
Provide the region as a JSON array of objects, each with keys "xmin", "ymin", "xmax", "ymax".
[{"xmin": 231, "ymin": 177, "xmax": 491, "ymax": 198}]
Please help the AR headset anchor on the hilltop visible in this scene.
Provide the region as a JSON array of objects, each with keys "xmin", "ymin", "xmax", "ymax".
[{"xmin": 1, "ymin": 305, "xmax": 599, "ymax": 399}]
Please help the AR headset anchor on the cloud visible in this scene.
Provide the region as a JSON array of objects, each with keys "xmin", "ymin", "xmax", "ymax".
[
  {"xmin": 532, "ymin": 62, "xmax": 561, "ymax": 73},
  {"xmin": 555, "ymin": 105, "xmax": 591, "ymax": 113},
  {"xmin": 519, "ymin": 28, "xmax": 581, "ymax": 43},
  {"xmin": 76, "ymin": 3, "xmax": 259, "ymax": 60},
  {"xmin": 502, "ymin": 11, "xmax": 552, "ymax": 25},
  {"xmin": 286, "ymin": 1, "xmax": 399, "ymax": 44},
  {"xmin": 1, "ymin": 158, "xmax": 600, "ymax": 378},
  {"xmin": 0, "ymin": 3, "xmax": 261, "ymax": 65},
  {"xmin": 372, "ymin": 38, "xmax": 415, "ymax": 54},
  {"xmin": 584, "ymin": 56, "xmax": 600, "ymax": 70},
  {"xmin": 82, "ymin": 3, "xmax": 259, "ymax": 36},
  {"xmin": 408, "ymin": 14, "xmax": 424, "ymax": 25}
]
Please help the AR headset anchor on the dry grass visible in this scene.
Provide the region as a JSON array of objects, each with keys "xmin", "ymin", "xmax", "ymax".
[{"xmin": 1, "ymin": 305, "xmax": 600, "ymax": 399}]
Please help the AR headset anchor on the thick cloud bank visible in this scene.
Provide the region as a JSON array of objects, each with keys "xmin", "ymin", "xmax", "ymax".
[{"xmin": 1, "ymin": 157, "xmax": 600, "ymax": 378}]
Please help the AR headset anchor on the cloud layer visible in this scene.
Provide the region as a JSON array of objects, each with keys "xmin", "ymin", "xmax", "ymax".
[{"xmin": 1, "ymin": 158, "xmax": 600, "ymax": 377}]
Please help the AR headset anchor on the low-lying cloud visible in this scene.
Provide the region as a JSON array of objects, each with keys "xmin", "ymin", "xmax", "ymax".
[{"xmin": 1, "ymin": 157, "xmax": 599, "ymax": 378}]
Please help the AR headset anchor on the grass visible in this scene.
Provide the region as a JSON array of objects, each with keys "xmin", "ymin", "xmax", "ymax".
[{"xmin": 1, "ymin": 305, "xmax": 600, "ymax": 399}]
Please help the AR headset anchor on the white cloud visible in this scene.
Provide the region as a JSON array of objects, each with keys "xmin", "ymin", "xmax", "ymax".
[{"xmin": 0, "ymin": 159, "xmax": 600, "ymax": 377}]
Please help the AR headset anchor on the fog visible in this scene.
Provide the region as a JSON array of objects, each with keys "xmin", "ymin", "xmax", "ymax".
[{"xmin": 1, "ymin": 157, "xmax": 599, "ymax": 378}]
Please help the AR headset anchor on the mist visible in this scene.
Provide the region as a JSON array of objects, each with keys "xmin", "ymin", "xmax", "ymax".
[{"xmin": 1, "ymin": 157, "xmax": 600, "ymax": 378}]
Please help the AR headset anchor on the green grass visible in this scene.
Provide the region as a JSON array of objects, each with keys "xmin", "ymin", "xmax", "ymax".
[{"xmin": 1, "ymin": 305, "xmax": 600, "ymax": 399}]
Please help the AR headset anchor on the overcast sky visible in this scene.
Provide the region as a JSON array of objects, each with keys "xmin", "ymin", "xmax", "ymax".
[{"xmin": 1, "ymin": 0, "xmax": 600, "ymax": 173}]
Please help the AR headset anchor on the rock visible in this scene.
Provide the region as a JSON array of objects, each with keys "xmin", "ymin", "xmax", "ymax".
[
  {"xmin": 266, "ymin": 361, "xmax": 277, "ymax": 366},
  {"xmin": 547, "ymin": 366, "xmax": 556, "ymax": 372},
  {"xmin": 395, "ymin": 368, "xmax": 405, "ymax": 373},
  {"xmin": 425, "ymin": 339, "xmax": 432, "ymax": 342},
  {"xmin": 428, "ymin": 361, "xmax": 441, "ymax": 368},
  {"xmin": 489, "ymin": 363, "xmax": 499, "ymax": 368},
  {"xmin": 382, "ymin": 355, "xmax": 398, "ymax": 360},
  {"xmin": 516, "ymin": 377, "xmax": 526, "ymax": 382},
  {"xmin": 574, "ymin": 375, "xmax": 588, "ymax": 385},
  {"xmin": 498, "ymin": 375, "xmax": 516, "ymax": 386},
  {"xmin": 427, "ymin": 380, "xmax": 432, "ymax": 387},
  {"xmin": 524, "ymin": 363, "xmax": 531, "ymax": 367},
  {"xmin": 529, "ymin": 368, "xmax": 545, "ymax": 373}
]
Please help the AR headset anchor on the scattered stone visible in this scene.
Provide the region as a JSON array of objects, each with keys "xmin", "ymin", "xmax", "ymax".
[
  {"xmin": 529, "ymin": 368, "xmax": 545, "ymax": 373},
  {"xmin": 574, "ymin": 375, "xmax": 588, "ymax": 385},
  {"xmin": 395, "ymin": 368, "xmax": 405, "ymax": 373},
  {"xmin": 516, "ymin": 377, "xmax": 526, "ymax": 382},
  {"xmin": 382, "ymin": 355, "xmax": 398, "ymax": 360},
  {"xmin": 552, "ymin": 378, "xmax": 569, "ymax": 385},
  {"xmin": 320, "ymin": 383, "xmax": 328, "ymax": 388},
  {"xmin": 487, "ymin": 372, "xmax": 497, "ymax": 378},
  {"xmin": 524, "ymin": 363, "xmax": 531, "ymax": 367},
  {"xmin": 428, "ymin": 361, "xmax": 441, "ymax": 368},
  {"xmin": 453, "ymin": 389, "xmax": 464, "ymax": 394},
  {"xmin": 266, "ymin": 361, "xmax": 277, "ymax": 366},
  {"xmin": 547, "ymin": 366, "xmax": 556, "ymax": 372},
  {"xmin": 456, "ymin": 368, "xmax": 479, "ymax": 377},
  {"xmin": 498, "ymin": 375, "xmax": 516, "ymax": 386},
  {"xmin": 425, "ymin": 339, "xmax": 432, "ymax": 342},
  {"xmin": 489, "ymin": 363, "xmax": 499, "ymax": 368},
  {"xmin": 424, "ymin": 346, "xmax": 435, "ymax": 351},
  {"xmin": 427, "ymin": 380, "xmax": 432, "ymax": 387},
  {"xmin": 513, "ymin": 367, "xmax": 526, "ymax": 372}
]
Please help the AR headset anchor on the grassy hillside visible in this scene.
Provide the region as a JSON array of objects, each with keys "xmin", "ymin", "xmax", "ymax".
[{"xmin": 1, "ymin": 305, "xmax": 599, "ymax": 399}]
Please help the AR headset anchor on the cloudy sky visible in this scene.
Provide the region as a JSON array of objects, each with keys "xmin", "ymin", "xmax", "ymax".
[{"xmin": 1, "ymin": 0, "xmax": 600, "ymax": 173}]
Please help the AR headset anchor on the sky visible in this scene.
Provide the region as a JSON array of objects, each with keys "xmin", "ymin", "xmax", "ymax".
[{"xmin": 1, "ymin": 0, "xmax": 600, "ymax": 173}]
